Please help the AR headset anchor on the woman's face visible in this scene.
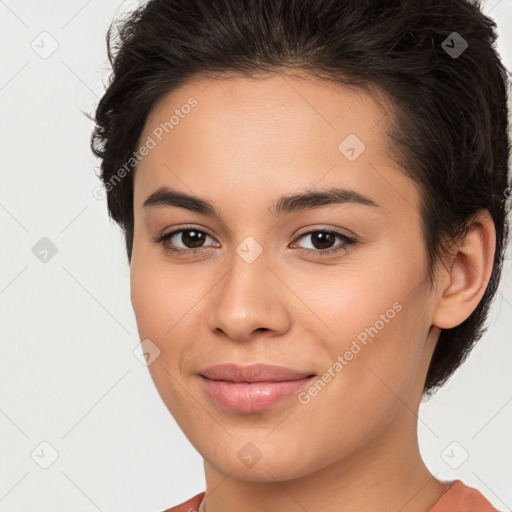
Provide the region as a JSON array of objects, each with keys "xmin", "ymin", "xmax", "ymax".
[{"xmin": 130, "ymin": 72, "xmax": 441, "ymax": 481}]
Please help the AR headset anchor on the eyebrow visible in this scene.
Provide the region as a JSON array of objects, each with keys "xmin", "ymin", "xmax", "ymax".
[{"xmin": 142, "ymin": 185, "xmax": 380, "ymax": 217}]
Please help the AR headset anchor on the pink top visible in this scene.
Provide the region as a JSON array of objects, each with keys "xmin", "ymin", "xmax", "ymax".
[{"xmin": 162, "ymin": 479, "xmax": 499, "ymax": 512}]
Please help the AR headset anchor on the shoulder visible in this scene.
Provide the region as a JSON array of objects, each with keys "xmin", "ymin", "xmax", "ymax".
[
  {"xmin": 161, "ymin": 491, "xmax": 205, "ymax": 512},
  {"xmin": 430, "ymin": 480, "xmax": 499, "ymax": 511}
]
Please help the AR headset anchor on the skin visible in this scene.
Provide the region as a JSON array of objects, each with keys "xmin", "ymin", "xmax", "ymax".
[{"xmin": 129, "ymin": 71, "xmax": 495, "ymax": 512}]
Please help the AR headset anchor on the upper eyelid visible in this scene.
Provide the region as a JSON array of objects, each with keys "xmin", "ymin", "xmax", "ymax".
[{"xmin": 161, "ymin": 225, "xmax": 218, "ymax": 242}]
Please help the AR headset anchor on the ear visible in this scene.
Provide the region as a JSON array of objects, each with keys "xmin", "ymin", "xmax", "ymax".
[{"xmin": 431, "ymin": 209, "xmax": 496, "ymax": 330}]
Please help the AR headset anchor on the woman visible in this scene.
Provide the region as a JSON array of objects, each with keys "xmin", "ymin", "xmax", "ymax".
[{"xmin": 90, "ymin": 0, "xmax": 511, "ymax": 510}]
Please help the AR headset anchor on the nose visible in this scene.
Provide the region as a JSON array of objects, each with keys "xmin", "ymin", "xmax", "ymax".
[{"xmin": 207, "ymin": 250, "xmax": 291, "ymax": 342}]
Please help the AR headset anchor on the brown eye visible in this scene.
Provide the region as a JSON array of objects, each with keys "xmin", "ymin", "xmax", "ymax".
[
  {"xmin": 306, "ymin": 231, "xmax": 337, "ymax": 250},
  {"xmin": 293, "ymin": 229, "xmax": 357, "ymax": 257},
  {"xmin": 177, "ymin": 229, "xmax": 207, "ymax": 249},
  {"xmin": 155, "ymin": 227, "xmax": 220, "ymax": 255}
]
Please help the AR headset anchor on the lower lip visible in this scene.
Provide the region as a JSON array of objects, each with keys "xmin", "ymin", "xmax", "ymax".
[{"xmin": 199, "ymin": 375, "xmax": 315, "ymax": 413}]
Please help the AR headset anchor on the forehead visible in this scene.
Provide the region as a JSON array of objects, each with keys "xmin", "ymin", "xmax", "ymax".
[
  {"xmin": 133, "ymin": 72, "xmax": 418, "ymax": 218},
  {"xmin": 142, "ymin": 71, "xmax": 391, "ymax": 149}
]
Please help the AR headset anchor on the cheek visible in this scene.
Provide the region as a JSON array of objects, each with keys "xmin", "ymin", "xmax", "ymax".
[
  {"xmin": 130, "ymin": 247, "xmax": 198, "ymax": 339},
  {"xmin": 296, "ymin": 244, "xmax": 429, "ymax": 399},
  {"xmin": 130, "ymin": 265, "xmax": 165, "ymax": 337},
  {"xmin": 129, "ymin": 254, "xmax": 214, "ymax": 386},
  {"xmin": 286, "ymin": 252, "xmax": 411, "ymax": 344},
  {"xmin": 130, "ymin": 259, "xmax": 202, "ymax": 419}
]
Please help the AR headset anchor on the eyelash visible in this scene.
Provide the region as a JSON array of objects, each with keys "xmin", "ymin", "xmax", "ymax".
[{"xmin": 153, "ymin": 226, "xmax": 358, "ymax": 259}]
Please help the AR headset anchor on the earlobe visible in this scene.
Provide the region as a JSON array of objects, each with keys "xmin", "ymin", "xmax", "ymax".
[{"xmin": 431, "ymin": 210, "xmax": 496, "ymax": 330}]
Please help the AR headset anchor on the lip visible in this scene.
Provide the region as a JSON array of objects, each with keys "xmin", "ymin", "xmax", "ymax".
[{"xmin": 198, "ymin": 363, "xmax": 316, "ymax": 413}]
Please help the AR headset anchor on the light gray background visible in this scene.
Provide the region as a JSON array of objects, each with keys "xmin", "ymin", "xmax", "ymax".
[{"xmin": 0, "ymin": 1, "xmax": 511, "ymax": 511}]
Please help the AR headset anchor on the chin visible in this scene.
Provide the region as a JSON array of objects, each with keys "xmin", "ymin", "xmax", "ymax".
[
  {"xmin": 198, "ymin": 435, "xmax": 327, "ymax": 483},
  {"xmin": 209, "ymin": 454, "xmax": 312, "ymax": 483}
]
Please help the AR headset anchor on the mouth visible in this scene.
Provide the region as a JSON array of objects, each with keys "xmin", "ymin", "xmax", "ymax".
[{"xmin": 198, "ymin": 363, "xmax": 316, "ymax": 413}]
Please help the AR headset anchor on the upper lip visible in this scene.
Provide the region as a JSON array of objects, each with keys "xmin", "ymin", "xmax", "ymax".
[{"xmin": 198, "ymin": 363, "xmax": 315, "ymax": 383}]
